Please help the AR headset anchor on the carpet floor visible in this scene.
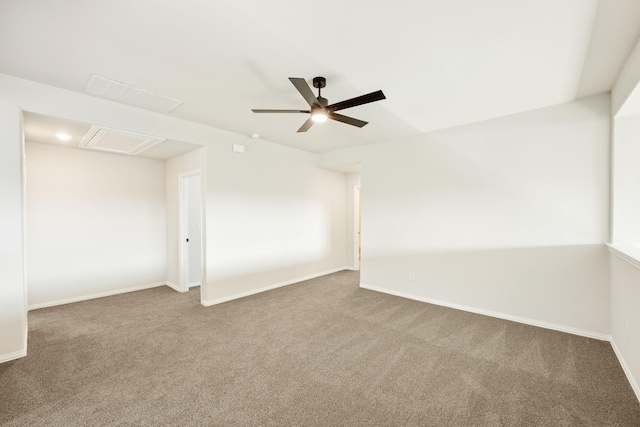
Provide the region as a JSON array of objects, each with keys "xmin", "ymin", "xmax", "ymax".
[{"xmin": 1, "ymin": 270, "xmax": 639, "ymax": 426}]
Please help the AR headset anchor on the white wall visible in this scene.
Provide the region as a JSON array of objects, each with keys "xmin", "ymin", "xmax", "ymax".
[
  {"xmin": 609, "ymin": 252, "xmax": 640, "ymax": 400},
  {"xmin": 345, "ymin": 172, "xmax": 361, "ymax": 270},
  {"xmin": 0, "ymin": 75, "xmax": 349, "ymax": 310},
  {"xmin": 203, "ymin": 139, "xmax": 347, "ymax": 304},
  {"xmin": 0, "ymin": 102, "xmax": 28, "ymax": 363},
  {"xmin": 320, "ymin": 93, "xmax": 611, "ymax": 337},
  {"xmin": 611, "ymin": 115, "xmax": 640, "ymax": 246},
  {"xmin": 165, "ymin": 147, "xmax": 206, "ymax": 289},
  {"xmin": 26, "ymin": 142, "xmax": 166, "ymax": 307},
  {"xmin": 613, "ymin": 36, "xmax": 640, "ymax": 116},
  {"xmin": 611, "ymin": 41, "xmax": 640, "ymax": 400}
]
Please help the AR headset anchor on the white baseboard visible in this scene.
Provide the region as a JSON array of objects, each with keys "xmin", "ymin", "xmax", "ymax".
[
  {"xmin": 28, "ymin": 282, "xmax": 167, "ymax": 311},
  {"xmin": 202, "ymin": 267, "xmax": 349, "ymax": 306},
  {"xmin": 1, "ymin": 324, "xmax": 30, "ymax": 364},
  {"xmin": 359, "ymin": 284, "xmax": 611, "ymax": 341},
  {"xmin": 0, "ymin": 348, "xmax": 27, "ymax": 364},
  {"xmin": 0, "ymin": 326, "xmax": 29, "ymax": 363},
  {"xmin": 164, "ymin": 281, "xmax": 182, "ymax": 292},
  {"xmin": 166, "ymin": 281, "xmax": 200, "ymax": 292},
  {"xmin": 610, "ymin": 338, "xmax": 640, "ymax": 403}
]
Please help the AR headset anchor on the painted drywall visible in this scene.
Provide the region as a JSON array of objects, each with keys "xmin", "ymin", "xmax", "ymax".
[
  {"xmin": 362, "ymin": 244, "xmax": 609, "ymax": 337},
  {"xmin": 610, "ymin": 70, "xmax": 640, "ymax": 401},
  {"xmin": 611, "ymin": 114, "xmax": 640, "ymax": 246},
  {"xmin": 613, "ymin": 36, "xmax": 640, "ymax": 116},
  {"xmin": 0, "ymin": 75, "xmax": 349, "ymax": 307},
  {"xmin": 0, "ymin": 102, "xmax": 28, "ymax": 362},
  {"xmin": 345, "ymin": 172, "xmax": 361, "ymax": 270},
  {"xmin": 0, "ymin": 74, "xmax": 236, "ymax": 150},
  {"xmin": 320, "ymin": 94, "xmax": 611, "ymax": 336},
  {"xmin": 165, "ymin": 147, "xmax": 206, "ymax": 289},
  {"xmin": 25, "ymin": 142, "xmax": 166, "ymax": 307},
  {"xmin": 609, "ymin": 252, "xmax": 640, "ymax": 400},
  {"xmin": 203, "ymin": 139, "xmax": 347, "ymax": 303}
]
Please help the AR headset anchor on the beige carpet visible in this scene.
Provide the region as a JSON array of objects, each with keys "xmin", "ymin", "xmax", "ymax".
[{"xmin": 1, "ymin": 270, "xmax": 639, "ymax": 426}]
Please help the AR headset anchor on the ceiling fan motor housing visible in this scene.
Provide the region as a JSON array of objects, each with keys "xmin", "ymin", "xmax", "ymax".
[{"xmin": 312, "ymin": 76, "xmax": 326, "ymax": 89}]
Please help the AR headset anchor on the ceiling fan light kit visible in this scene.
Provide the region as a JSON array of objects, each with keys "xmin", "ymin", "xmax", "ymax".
[
  {"xmin": 311, "ymin": 109, "xmax": 328, "ymax": 123},
  {"xmin": 252, "ymin": 76, "xmax": 386, "ymax": 133}
]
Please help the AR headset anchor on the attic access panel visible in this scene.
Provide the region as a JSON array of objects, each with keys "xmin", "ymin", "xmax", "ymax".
[{"xmin": 79, "ymin": 125, "xmax": 165, "ymax": 155}]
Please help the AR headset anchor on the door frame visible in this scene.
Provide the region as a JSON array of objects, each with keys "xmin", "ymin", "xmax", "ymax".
[
  {"xmin": 178, "ymin": 169, "xmax": 203, "ymax": 293},
  {"xmin": 353, "ymin": 185, "xmax": 361, "ymax": 270}
]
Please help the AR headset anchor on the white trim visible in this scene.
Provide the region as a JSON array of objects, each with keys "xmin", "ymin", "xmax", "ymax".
[
  {"xmin": 607, "ymin": 244, "xmax": 640, "ymax": 270},
  {"xmin": 1, "ymin": 324, "xmax": 30, "ymax": 364},
  {"xmin": 178, "ymin": 169, "xmax": 202, "ymax": 293},
  {"xmin": 189, "ymin": 281, "xmax": 202, "ymax": 288},
  {"xmin": 359, "ymin": 284, "xmax": 610, "ymax": 341},
  {"xmin": 177, "ymin": 169, "xmax": 201, "ymax": 179},
  {"xmin": 610, "ymin": 338, "xmax": 640, "ymax": 403},
  {"xmin": 353, "ymin": 185, "xmax": 361, "ymax": 271},
  {"xmin": 28, "ymin": 282, "xmax": 167, "ymax": 311},
  {"xmin": 0, "ymin": 348, "xmax": 27, "ymax": 364},
  {"xmin": 165, "ymin": 281, "xmax": 182, "ymax": 293},
  {"xmin": 21, "ymin": 118, "xmax": 29, "ymax": 360},
  {"xmin": 201, "ymin": 267, "xmax": 349, "ymax": 306}
]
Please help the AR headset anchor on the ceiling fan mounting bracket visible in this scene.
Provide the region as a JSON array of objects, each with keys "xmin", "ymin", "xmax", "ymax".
[{"xmin": 312, "ymin": 76, "xmax": 326, "ymax": 89}]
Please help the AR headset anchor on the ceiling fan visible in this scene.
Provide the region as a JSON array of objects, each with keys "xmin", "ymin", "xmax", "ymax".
[{"xmin": 252, "ymin": 77, "xmax": 386, "ymax": 133}]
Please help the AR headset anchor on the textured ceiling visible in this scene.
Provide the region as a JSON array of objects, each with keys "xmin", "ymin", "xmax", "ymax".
[{"xmin": 1, "ymin": 0, "xmax": 640, "ymax": 154}]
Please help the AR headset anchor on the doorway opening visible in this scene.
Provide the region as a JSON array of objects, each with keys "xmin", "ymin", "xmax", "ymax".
[{"xmin": 179, "ymin": 170, "xmax": 203, "ymax": 293}]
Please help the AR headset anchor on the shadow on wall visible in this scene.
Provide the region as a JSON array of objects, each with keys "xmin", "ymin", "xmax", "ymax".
[
  {"xmin": 360, "ymin": 244, "xmax": 610, "ymax": 336},
  {"xmin": 202, "ymin": 258, "xmax": 348, "ymax": 305}
]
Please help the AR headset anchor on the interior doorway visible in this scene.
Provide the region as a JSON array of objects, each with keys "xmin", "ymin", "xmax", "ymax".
[
  {"xmin": 354, "ymin": 185, "xmax": 361, "ymax": 270},
  {"xmin": 179, "ymin": 170, "xmax": 203, "ymax": 292}
]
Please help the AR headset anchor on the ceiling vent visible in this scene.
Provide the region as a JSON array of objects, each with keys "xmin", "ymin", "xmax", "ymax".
[
  {"xmin": 84, "ymin": 74, "xmax": 183, "ymax": 113},
  {"xmin": 79, "ymin": 125, "xmax": 165, "ymax": 155}
]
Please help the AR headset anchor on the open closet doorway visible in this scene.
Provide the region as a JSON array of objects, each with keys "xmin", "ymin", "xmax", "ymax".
[
  {"xmin": 179, "ymin": 170, "xmax": 203, "ymax": 292},
  {"xmin": 354, "ymin": 185, "xmax": 361, "ymax": 270}
]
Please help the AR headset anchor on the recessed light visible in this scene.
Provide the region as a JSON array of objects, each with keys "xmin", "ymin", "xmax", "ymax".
[{"xmin": 55, "ymin": 133, "xmax": 72, "ymax": 141}]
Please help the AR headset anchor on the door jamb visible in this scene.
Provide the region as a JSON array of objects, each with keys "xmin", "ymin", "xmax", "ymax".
[
  {"xmin": 353, "ymin": 185, "xmax": 361, "ymax": 271},
  {"xmin": 178, "ymin": 169, "xmax": 202, "ymax": 293}
]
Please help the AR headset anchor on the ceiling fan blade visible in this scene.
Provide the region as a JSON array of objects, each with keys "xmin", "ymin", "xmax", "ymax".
[
  {"xmin": 252, "ymin": 109, "xmax": 310, "ymax": 113},
  {"xmin": 289, "ymin": 78, "xmax": 320, "ymax": 108},
  {"xmin": 326, "ymin": 90, "xmax": 386, "ymax": 112},
  {"xmin": 328, "ymin": 112, "xmax": 368, "ymax": 128},
  {"xmin": 297, "ymin": 117, "xmax": 315, "ymax": 133}
]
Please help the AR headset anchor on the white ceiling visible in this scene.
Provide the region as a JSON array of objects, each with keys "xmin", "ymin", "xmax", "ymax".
[
  {"xmin": 2, "ymin": 0, "xmax": 640, "ymax": 154},
  {"xmin": 23, "ymin": 112, "xmax": 201, "ymax": 160}
]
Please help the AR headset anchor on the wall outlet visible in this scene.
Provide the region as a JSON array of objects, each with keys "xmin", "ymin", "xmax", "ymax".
[{"xmin": 409, "ymin": 272, "xmax": 415, "ymax": 281}]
